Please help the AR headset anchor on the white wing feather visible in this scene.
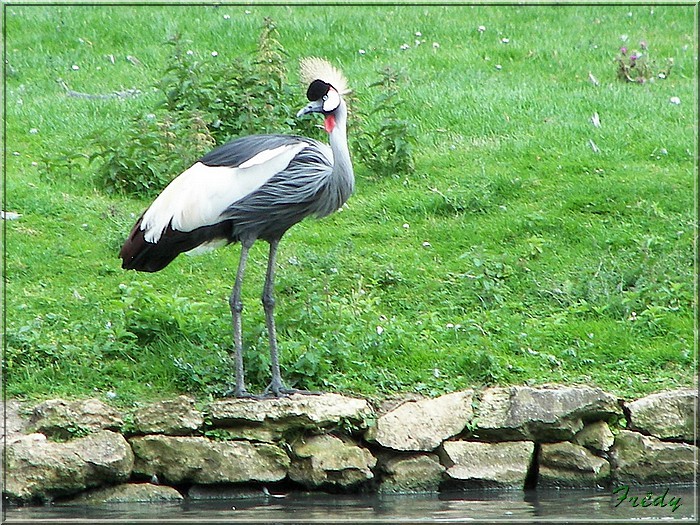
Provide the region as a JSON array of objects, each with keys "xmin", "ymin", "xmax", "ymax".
[{"xmin": 141, "ymin": 142, "xmax": 307, "ymax": 243}]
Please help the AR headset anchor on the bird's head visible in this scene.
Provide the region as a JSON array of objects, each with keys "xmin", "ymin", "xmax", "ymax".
[{"xmin": 296, "ymin": 57, "xmax": 350, "ymax": 133}]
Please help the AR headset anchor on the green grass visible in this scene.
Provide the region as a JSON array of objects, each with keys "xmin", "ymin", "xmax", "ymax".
[{"xmin": 3, "ymin": 4, "xmax": 697, "ymax": 406}]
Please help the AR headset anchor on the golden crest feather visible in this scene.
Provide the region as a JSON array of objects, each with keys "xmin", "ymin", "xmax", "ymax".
[{"xmin": 299, "ymin": 57, "xmax": 350, "ymax": 95}]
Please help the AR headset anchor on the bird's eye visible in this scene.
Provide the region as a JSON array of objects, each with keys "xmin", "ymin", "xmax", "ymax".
[{"xmin": 322, "ymin": 95, "xmax": 328, "ymax": 101}]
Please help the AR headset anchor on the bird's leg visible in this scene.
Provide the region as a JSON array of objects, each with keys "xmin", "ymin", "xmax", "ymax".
[
  {"xmin": 262, "ymin": 240, "xmax": 320, "ymax": 398},
  {"xmin": 228, "ymin": 241, "xmax": 253, "ymax": 398},
  {"xmin": 262, "ymin": 239, "xmax": 286, "ymax": 396}
]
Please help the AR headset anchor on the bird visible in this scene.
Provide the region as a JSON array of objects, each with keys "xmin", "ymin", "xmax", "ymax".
[{"xmin": 119, "ymin": 57, "xmax": 354, "ymax": 398}]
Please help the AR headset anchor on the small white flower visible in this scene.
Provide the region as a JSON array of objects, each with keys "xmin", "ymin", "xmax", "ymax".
[
  {"xmin": 31, "ymin": 161, "xmax": 38, "ymax": 166},
  {"xmin": 105, "ymin": 391, "xmax": 117, "ymax": 400},
  {"xmin": 415, "ymin": 31, "xmax": 422, "ymax": 37},
  {"xmin": 501, "ymin": 37, "xmax": 510, "ymax": 44},
  {"xmin": 71, "ymin": 64, "xmax": 80, "ymax": 70},
  {"xmin": 186, "ymin": 50, "xmax": 194, "ymax": 55},
  {"xmin": 211, "ymin": 51, "xmax": 218, "ymax": 57},
  {"xmin": 433, "ymin": 368, "xmax": 441, "ymax": 378},
  {"xmin": 29, "ymin": 128, "xmax": 38, "ymax": 134},
  {"xmin": 400, "ymin": 43, "xmax": 410, "ymax": 50},
  {"xmin": 669, "ymin": 96, "xmax": 681, "ymax": 105},
  {"xmin": 620, "ymin": 34, "xmax": 629, "ymax": 42},
  {"xmin": 495, "ymin": 64, "xmax": 502, "ymax": 70},
  {"xmin": 358, "ymin": 49, "xmax": 366, "ymax": 55},
  {"xmin": 658, "ymin": 72, "xmax": 666, "ymax": 79},
  {"xmin": 244, "ymin": 9, "xmax": 251, "ymax": 14},
  {"xmin": 432, "ymin": 42, "xmax": 440, "ymax": 48},
  {"xmin": 223, "ymin": 14, "xmax": 231, "ymax": 19},
  {"xmin": 376, "ymin": 325, "xmax": 384, "ymax": 335},
  {"xmin": 422, "ymin": 241, "xmax": 431, "ymax": 247},
  {"xmin": 478, "ymin": 25, "xmax": 486, "ymax": 32},
  {"xmin": 415, "ymin": 40, "xmax": 422, "ymax": 46},
  {"xmin": 402, "ymin": 223, "xmax": 410, "ymax": 229}
]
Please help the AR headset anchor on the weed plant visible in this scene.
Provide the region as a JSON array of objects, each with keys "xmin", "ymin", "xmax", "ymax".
[{"xmin": 3, "ymin": 5, "xmax": 696, "ymax": 405}]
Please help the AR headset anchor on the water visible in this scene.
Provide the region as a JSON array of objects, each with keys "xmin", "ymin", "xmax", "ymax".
[{"xmin": 4, "ymin": 486, "xmax": 696, "ymax": 523}]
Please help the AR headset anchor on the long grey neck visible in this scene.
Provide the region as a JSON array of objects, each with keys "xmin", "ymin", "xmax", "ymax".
[{"xmin": 328, "ymin": 99, "xmax": 354, "ymax": 206}]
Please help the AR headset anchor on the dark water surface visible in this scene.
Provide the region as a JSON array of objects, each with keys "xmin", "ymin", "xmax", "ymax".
[{"xmin": 3, "ymin": 486, "xmax": 696, "ymax": 523}]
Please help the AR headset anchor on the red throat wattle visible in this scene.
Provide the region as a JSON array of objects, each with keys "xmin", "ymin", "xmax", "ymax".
[{"xmin": 324, "ymin": 114, "xmax": 336, "ymax": 133}]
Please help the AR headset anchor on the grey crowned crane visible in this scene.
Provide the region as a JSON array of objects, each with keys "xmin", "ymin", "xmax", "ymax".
[{"xmin": 119, "ymin": 57, "xmax": 353, "ymax": 398}]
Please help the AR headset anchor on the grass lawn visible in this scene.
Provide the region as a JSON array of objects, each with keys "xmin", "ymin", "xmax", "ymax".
[{"xmin": 3, "ymin": 4, "xmax": 697, "ymax": 406}]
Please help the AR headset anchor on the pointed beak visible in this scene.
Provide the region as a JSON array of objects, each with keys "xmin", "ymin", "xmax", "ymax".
[{"xmin": 296, "ymin": 99, "xmax": 324, "ymax": 117}]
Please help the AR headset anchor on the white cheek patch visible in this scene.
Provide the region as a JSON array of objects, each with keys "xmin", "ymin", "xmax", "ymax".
[{"xmin": 323, "ymin": 89, "xmax": 340, "ymax": 112}]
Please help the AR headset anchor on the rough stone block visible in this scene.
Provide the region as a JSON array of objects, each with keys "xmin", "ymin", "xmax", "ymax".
[
  {"xmin": 440, "ymin": 440, "xmax": 535, "ymax": 489},
  {"xmin": 66, "ymin": 483, "xmax": 183, "ymax": 504},
  {"xmin": 208, "ymin": 393, "xmax": 374, "ymax": 432},
  {"xmin": 4, "ymin": 430, "xmax": 133, "ymax": 501},
  {"xmin": 625, "ymin": 389, "xmax": 697, "ymax": 442},
  {"xmin": 28, "ymin": 398, "xmax": 123, "ymax": 439},
  {"xmin": 365, "ymin": 390, "xmax": 473, "ymax": 451},
  {"xmin": 379, "ymin": 453, "xmax": 445, "ymax": 493},
  {"xmin": 473, "ymin": 385, "xmax": 621, "ymax": 442},
  {"xmin": 610, "ymin": 430, "xmax": 696, "ymax": 484},
  {"xmin": 539, "ymin": 441, "xmax": 611, "ymax": 488},
  {"xmin": 132, "ymin": 395, "xmax": 203, "ymax": 435},
  {"xmin": 290, "ymin": 434, "xmax": 376, "ymax": 488},
  {"xmin": 572, "ymin": 421, "xmax": 615, "ymax": 454},
  {"xmin": 130, "ymin": 435, "xmax": 289, "ymax": 484}
]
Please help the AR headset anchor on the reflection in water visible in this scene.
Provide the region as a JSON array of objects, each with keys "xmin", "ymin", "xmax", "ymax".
[{"xmin": 4, "ymin": 486, "xmax": 696, "ymax": 522}]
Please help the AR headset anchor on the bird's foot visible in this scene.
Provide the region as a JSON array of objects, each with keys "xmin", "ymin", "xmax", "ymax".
[
  {"xmin": 222, "ymin": 384, "xmax": 258, "ymax": 399},
  {"xmin": 262, "ymin": 382, "xmax": 322, "ymax": 398}
]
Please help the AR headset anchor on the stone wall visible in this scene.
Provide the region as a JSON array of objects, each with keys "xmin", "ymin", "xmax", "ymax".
[{"xmin": 2, "ymin": 385, "xmax": 697, "ymax": 504}]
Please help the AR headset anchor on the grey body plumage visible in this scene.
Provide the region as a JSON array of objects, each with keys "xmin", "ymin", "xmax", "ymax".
[{"xmin": 119, "ymin": 58, "xmax": 353, "ymax": 397}]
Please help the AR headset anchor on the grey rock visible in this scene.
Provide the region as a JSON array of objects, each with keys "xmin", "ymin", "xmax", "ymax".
[
  {"xmin": 132, "ymin": 395, "xmax": 203, "ymax": 435},
  {"xmin": 379, "ymin": 454, "xmax": 445, "ymax": 493},
  {"xmin": 212, "ymin": 422, "xmax": 288, "ymax": 443},
  {"xmin": 625, "ymin": 389, "xmax": 697, "ymax": 441},
  {"xmin": 28, "ymin": 398, "xmax": 123, "ymax": 439},
  {"xmin": 572, "ymin": 420, "xmax": 615, "ymax": 454},
  {"xmin": 66, "ymin": 483, "xmax": 183, "ymax": 504},
  {"xmin": 4, "ymin": 430, "xmax": 133, "ymax": 501},
  {"xmin": 289, "ymin": 434, "xmax": 376, "ymax": 488},
  {"xmin": 208, "ymin": 393, "xmax": 374, "ymax": 432},
  {"xmin": 610, "ymin": 430, "xmax": 696, "ymax": 484},
  {"xmin": 188, "ymin": 485, "xmax": 268, "ymax": 500},
  {"xmin": 539, "ymin": 441, "xmax": 611, "ymax": 488},
  {"xmin": 440, "ymin": 440, "xmax": 535, "ymax": 489},
  {"xmin": 474, "ymin": 385, "xmax": 621, "ymax": 442},
  {"xmin": 130, "ymin": 435, "xmax": 289, "ymax": 485},
  {"xmin": 365, "ymin": 390, "xmax": 473, "ymax": 451},
  {"xmin": 2, "ymin": 399, "xmax": 28, "ymax": 442}
]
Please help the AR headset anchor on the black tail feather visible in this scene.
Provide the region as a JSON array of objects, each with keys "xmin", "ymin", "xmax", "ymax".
[{"xmin": 119, "ymin": 217, "xmax": 234, "ymax": 272}]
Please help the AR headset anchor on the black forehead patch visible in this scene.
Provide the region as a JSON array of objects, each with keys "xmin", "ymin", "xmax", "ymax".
[{"xmin": 306, "ymin": 79, "xmax": 331, "ymax": 101}]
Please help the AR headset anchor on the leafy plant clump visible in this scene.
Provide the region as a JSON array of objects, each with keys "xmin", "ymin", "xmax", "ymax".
[
  {"xmin": 90, "ymin": 111, "xmax": 215, "ymax": 196},
  {"xmin": 89, "ymin": 18, "xmax": 318, "ymax": 198},
  {"xmin": 353, "ymin": 66, "xmax": 417, "ymax": 177}
]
